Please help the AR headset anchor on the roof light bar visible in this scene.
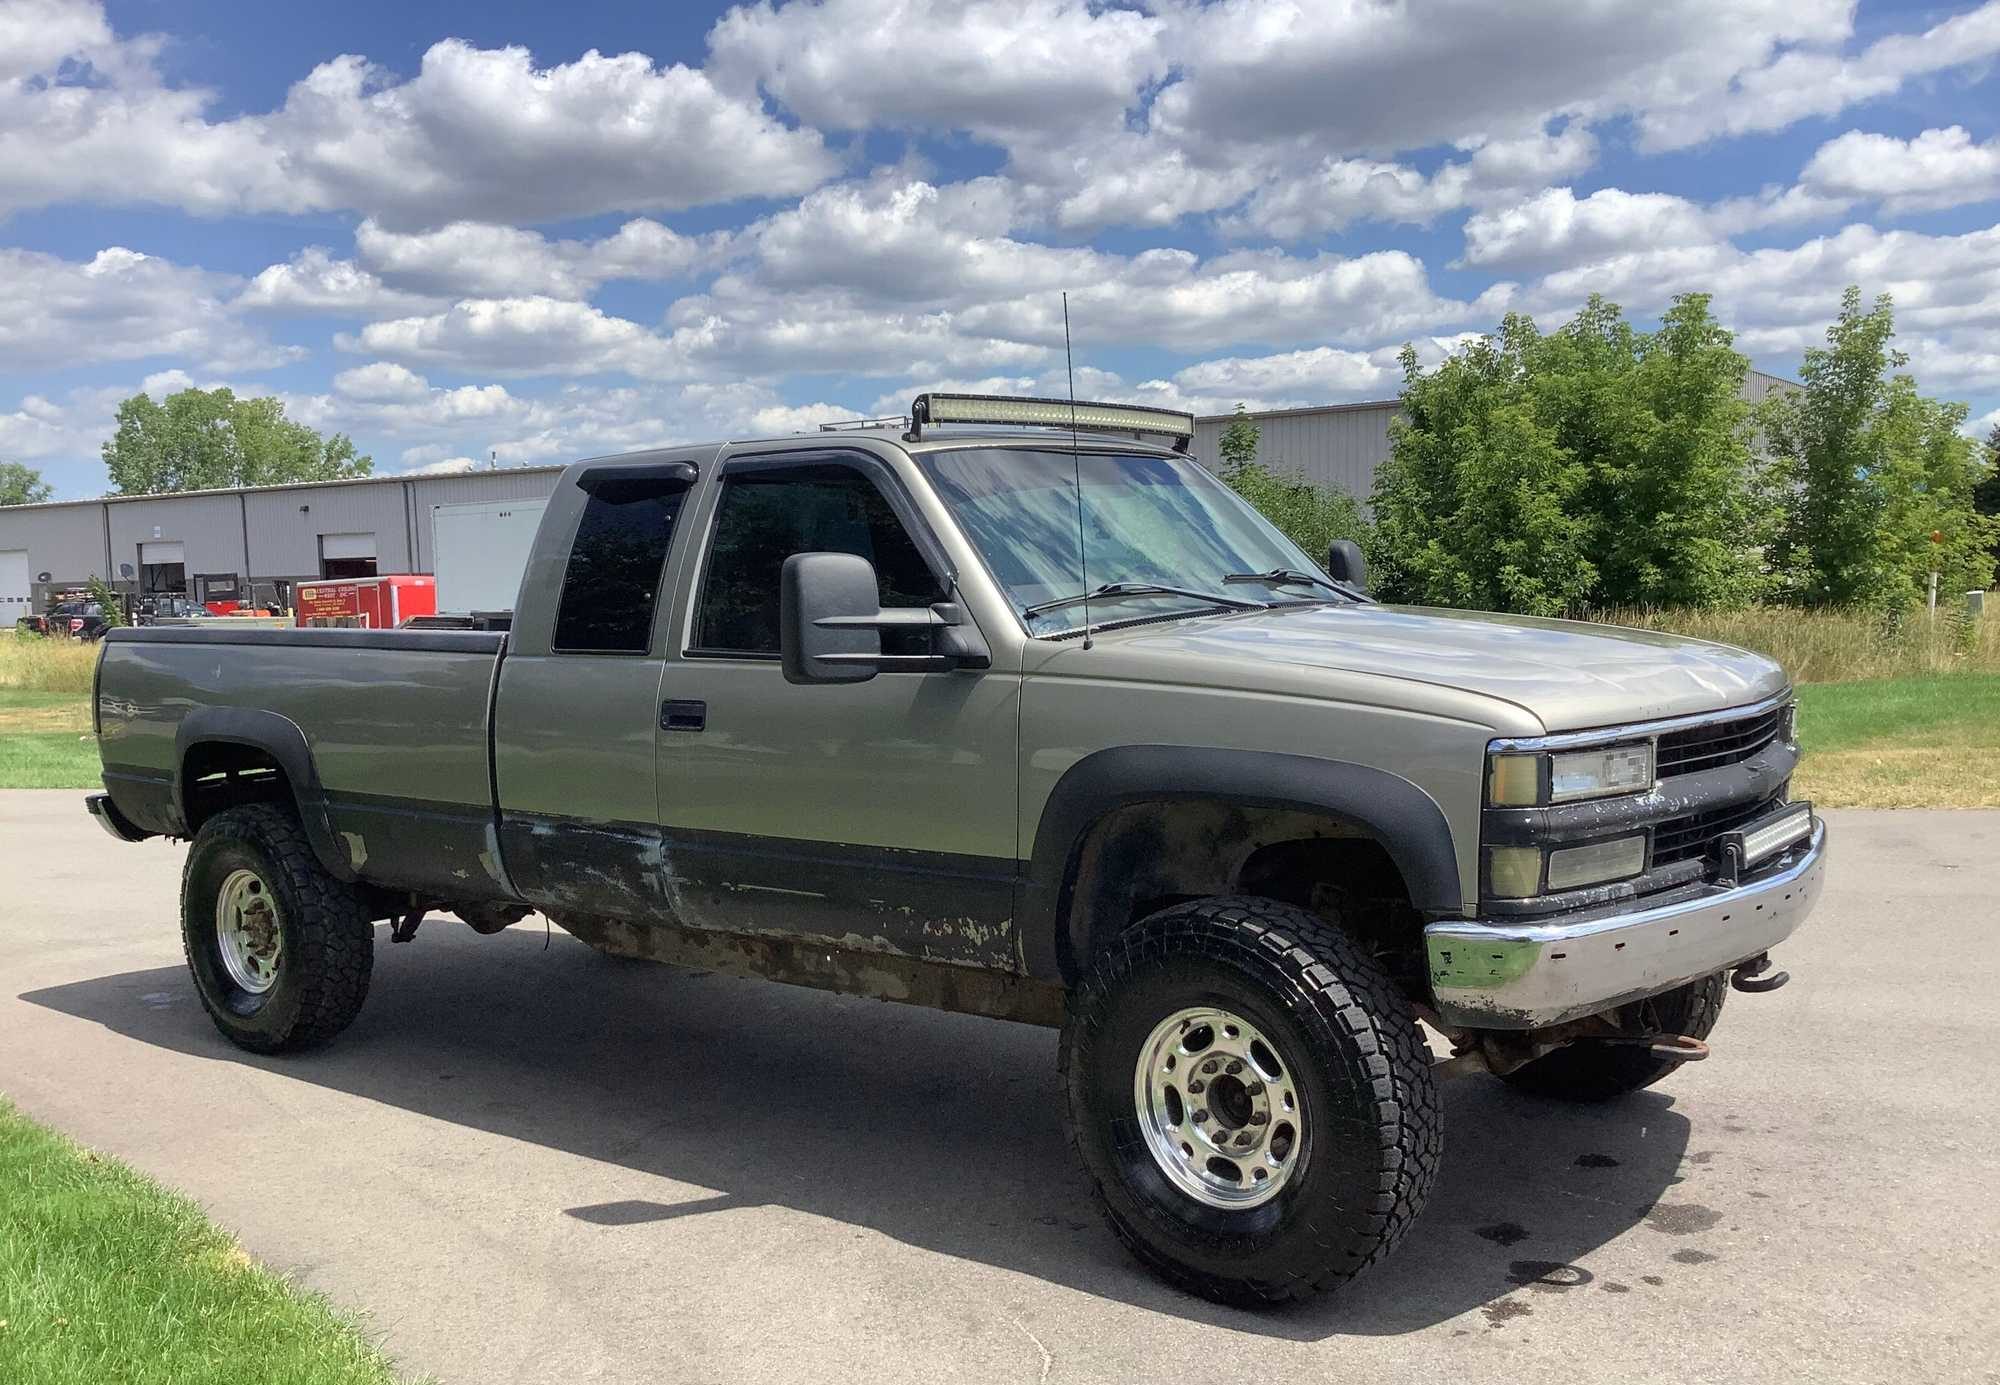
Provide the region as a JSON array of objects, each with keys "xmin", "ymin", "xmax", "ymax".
[{"xmin": 907, "ymin": 393, "xmax": 1195, "ymax": 451}]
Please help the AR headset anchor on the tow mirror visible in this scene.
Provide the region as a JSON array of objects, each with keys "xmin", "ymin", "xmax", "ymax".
[
  {"xmin": 1326, "ymin": 539, "xmax": 1369, "ymax": 593},
  {"xmin": 780, "ymin": 552, "xmax": 990, "ymax": 686}
]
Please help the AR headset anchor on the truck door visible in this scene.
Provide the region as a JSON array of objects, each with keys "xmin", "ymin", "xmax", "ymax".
[
  {"xmin": 494, "ymin": 459, "xmax": 702, "ymax": 920},
  {"xmin": 656, "ymin": 450, "xmax": 1021, "ymax": 970}
]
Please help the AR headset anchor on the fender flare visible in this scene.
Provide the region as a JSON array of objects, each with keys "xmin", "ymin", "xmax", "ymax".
[
  {"xmin": 1019, "ymin": 745, "xmax": 1462, "ymax": 981},
  {"xmin": 174, "ymin": 706, "xmax": 356, "ymax": 882}
]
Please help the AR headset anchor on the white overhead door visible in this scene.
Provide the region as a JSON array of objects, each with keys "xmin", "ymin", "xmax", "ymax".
[
  {"xmin": 139, "ymin": 541, "xmax": 185, "ymax": 565},
  {"xmin": 320, "ymin": 532, "xmax": 376, "ymax": 560},
  {"xmin": 0, "ymin": 549, "xmax": 28, "ymax": 618}
]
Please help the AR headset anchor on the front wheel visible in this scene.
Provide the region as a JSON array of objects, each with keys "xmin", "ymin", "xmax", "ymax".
[
  {"xmin": 181, "ymin": 804, "xmax": 374, "ymax": 1053},
  {"xmin": 1060, "ymin": 896, "xmax": 1442, "ymax": 1305}
]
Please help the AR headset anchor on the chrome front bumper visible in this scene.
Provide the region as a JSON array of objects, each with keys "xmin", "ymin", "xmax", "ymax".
[{"xmin": 1425, "ymin": 819, "xmax": 1828, "ymax": 1029}]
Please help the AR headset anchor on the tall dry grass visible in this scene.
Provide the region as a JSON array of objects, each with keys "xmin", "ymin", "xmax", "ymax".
[
  {"xmin": 1590, "ymin": 604, "xmax": 2000, "ymax": 684},
  {"xmin": 0, "ymin": 633, "xmax": 100, "ymax": 693}
]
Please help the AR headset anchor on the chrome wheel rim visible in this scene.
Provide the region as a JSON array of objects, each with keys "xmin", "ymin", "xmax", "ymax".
[
  {"xmin": 1133, "ymin": 1005, "xmax": 1305, "ymax": 1209},
  {"xmin": 215, "ymin": 868, "xmax": 283, "ymax": 994}
]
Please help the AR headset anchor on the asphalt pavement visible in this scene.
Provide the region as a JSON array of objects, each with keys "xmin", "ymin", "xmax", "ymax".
[{"xmin": 3, "ymin": 790, "xmax": 1995, "ymax": 1384}]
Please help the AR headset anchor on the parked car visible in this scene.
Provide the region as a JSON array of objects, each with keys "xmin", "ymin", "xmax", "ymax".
[
  {"xmin": 135, "ymin": 595, "xmax": 209, "ymax": 624},
  {"xmin": 89, "ymin": 393, "xmax": 1825, "ymax": 1305},
  {"xmin": 48, "ymin": 599, "xmax": 114, "ymax": 640}
]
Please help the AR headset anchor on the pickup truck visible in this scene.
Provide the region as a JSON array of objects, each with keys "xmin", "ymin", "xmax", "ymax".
[{"xmin": 89, "ymin": 392, "xmax": 1826, "ymax": 1306}]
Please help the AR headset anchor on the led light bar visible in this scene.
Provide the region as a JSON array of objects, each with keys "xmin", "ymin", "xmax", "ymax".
[
  {"xmin": 1733, "ymin": 805, "xmax": 1813, "ymax": 867},
  {"xmin": 908, "ymin": 393, "xmax": 1195, "ymax": 450}
]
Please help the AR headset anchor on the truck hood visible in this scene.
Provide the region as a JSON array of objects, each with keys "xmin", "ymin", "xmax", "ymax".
[{"xmin": 1085, "ymin": 602, "xmax": 1788, "ymax": 731}]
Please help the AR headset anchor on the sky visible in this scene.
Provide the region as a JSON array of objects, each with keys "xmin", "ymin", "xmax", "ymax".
[{"xmin": 3, "ymin": 0, "xmax": 1999, "ymax": 500}]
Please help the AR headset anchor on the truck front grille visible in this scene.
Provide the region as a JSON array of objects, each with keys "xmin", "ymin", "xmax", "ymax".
[
  {"xmin": 1651, "ymin": 793, "xmax": 1785, "ymax": 867},
  {"xmin": 1656, "ymin": 705, "xmax": 1784, "ymax": 777}
]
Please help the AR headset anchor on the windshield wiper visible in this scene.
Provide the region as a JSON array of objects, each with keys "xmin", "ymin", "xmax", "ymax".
[
  {"xmin": 1222, "ymin": 567, "xmax": 1364, "ymax": 601},
  {"xmin": 1022, "ymin": 582, "xmax": 1265, "ymax": 619}
]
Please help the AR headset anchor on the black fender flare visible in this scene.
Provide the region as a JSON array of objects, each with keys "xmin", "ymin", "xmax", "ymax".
[
  {"xmin": 174, "ymin": 706, "xmax": 356, "ymax": 882},
  {"xmin": 1019, "ymin": 745, "xmax": 1462, "ymax": 981}
]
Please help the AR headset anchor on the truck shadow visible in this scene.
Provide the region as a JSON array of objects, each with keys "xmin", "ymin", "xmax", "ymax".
[{"xmin": 22, "ymin": 922, "xmax": 1697, "ymax": 1338}]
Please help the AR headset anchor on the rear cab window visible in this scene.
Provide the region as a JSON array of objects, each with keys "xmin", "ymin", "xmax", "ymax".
[{"xmin": 551, "ymin": 478, "xmax": 688, "ymax": 653}]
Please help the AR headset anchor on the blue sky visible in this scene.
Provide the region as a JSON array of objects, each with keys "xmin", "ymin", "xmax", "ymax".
[{"xmin": 4, "ymin": 0, "xmax": 1999, "ymax": 498}]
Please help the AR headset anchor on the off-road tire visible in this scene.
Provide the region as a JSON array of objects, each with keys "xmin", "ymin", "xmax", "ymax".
[
  {"xmin": 1501, "ymin": 973, "xmax": 1729, "ymax": 1102},
  {"xmin": 181, "ymin": 803, "xmax": 374, "ymax": 1053},
  {"xmin": 1060, "ymin": 895, "xmax": 1442, "ymax": 1305}
]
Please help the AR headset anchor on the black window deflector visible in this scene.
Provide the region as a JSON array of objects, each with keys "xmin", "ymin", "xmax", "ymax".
[{"xmin": 576, "ymin": 461, "xmax": 698, "ymax": 499}]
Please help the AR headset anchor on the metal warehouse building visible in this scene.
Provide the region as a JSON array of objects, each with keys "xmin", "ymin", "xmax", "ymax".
[{"xmin": 0, "ymin": 467, "xmax": 563, "ymax": 618}]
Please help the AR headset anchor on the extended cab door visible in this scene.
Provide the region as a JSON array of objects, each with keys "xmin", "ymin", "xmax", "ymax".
[
  {"xmin": 494, "ymin": 453, "xmax": 710, "ymax": 920},
  {"xmin": 654, "ymin": 447, "xmax": 1022, "ymax": 970}
]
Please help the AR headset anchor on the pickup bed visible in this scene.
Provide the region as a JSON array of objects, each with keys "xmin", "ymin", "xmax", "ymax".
[{"xmin": 90, "ymin": 393, "xmax": 1826, "ymax": 1305}]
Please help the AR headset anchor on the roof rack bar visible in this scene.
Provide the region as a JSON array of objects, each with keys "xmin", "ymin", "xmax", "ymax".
[
  {"xmin": 817, "ymin": 415, "xmax": 909, "ymax": 433},
  {"xmin": 905, "ymin": 393, "xmax": 1195, "ymax": 452}
]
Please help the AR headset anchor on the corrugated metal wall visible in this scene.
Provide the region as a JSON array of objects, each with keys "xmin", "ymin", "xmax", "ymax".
[
  {"xmin": 243, "ymin": 481, "xmax": 415, "ymax": 580},
  {"xmin": 108, "ymin": 493, "xmax": 248, "ymax": 584},
  {"xmin": 0, "ymin": 501, "xmax": 109, "ymax": 590},
  {"xmin": 1191, "ymin": 402, "xmax": 1401, "ymax": 500}
]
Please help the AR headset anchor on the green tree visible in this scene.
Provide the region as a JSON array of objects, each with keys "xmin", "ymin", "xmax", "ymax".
[
  {"xmin": 101, "ymin": 387, "xmax": 372, "ymax": 495},
  {"xmin": 1369, "ymin": 319, "xmax": 1594, "ymax": 614},
  {"xmin": 85, "ymin": 575, "xmax": 126, "ymax": 628},
  {"xmin": 1217, "ymin": 403, "xmax": 1261, "ymax": 480},
  {"xmin": 1761, "ymin": 288, "xmax": 1998, "ymax": 607},
  {"xmin": 0, "ymin": 460, "xmax": 52, "ymax": 506},
  {"xmin": 1370, "ymin": 295, "xmax": 1773, "ymax": 614},
  {"xmin": 1975, "ymin": 423, "xmax": 2000, "ymax": 577}
]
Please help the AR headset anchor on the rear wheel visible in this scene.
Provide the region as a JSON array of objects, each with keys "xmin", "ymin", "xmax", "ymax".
[
  {"xmin": 1060, "ymin": 896, "xmax": 1441, "ymax": 1305},
  {"xmin": 1500, "ymin": 973, "xmax": 1728, "ymax": 1101},
  {"xmin": 181, "ymin": 804, "xmax": 374, "ymax": 1053}
]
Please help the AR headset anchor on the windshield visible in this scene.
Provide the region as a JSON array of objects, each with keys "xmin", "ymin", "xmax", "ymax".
[{"xmin": 922, "ymin": 448, "xmax": 1331, "ymax": 634}]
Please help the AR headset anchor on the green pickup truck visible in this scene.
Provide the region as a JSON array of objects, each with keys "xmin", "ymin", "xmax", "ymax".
[{"xmin": 88, "ymin": 393, "xmax": 1825, "ymax": 1304}]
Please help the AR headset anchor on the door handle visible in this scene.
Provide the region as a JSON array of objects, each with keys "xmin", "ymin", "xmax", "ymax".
[{"xmin": 661, "ymin": 699, "xmax": 706, "ymax": 732}]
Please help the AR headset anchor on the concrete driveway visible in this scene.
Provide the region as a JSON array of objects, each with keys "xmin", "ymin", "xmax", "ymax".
[{"xmin": 3, "ymin": 790, "xmax": 1995, "ymax": 1384}]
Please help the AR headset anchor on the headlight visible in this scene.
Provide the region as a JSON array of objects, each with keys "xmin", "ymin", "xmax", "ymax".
[
  {"xmin": 1485, "ymin": 833, "xmax": 1649, "ymax": 899},
  {"xmin": 1549, "ymin": 744, "xmax": 1654, "ymax": 802},
  {"xmin": 1487, "ymin": 742, "xmax": 1654, "ymax": 807}
]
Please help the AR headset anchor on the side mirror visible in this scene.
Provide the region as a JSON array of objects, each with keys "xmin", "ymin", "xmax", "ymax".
[
  {"xmin": 1326, "ymin": 538, "xmax": 1369, "ymax": 593},
  {"xmin": 780, "ymin": 552, "xmax": 990, "ymax": 686}
]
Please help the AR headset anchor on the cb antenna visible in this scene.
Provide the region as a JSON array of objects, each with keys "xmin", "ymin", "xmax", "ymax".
[{"xmin": 1063, "ymin": 291, "xmax": 1092, "ymax": 650}]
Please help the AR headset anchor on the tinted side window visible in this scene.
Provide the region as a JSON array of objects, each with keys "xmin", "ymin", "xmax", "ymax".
[
  {"xmin": 695, "ymin": 463, "xmax": 944, "ymax": 654},
  {"xmin": 552, "ymin": 482, "xmax": 686, "ymax": 653}
]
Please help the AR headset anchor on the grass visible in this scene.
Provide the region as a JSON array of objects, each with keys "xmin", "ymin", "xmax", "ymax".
[
  {"xmin": 0, "ymin": 633, "xmax": 99, "ymax": 694},
  {"xmin": 1790, "ymin": 674, "xmax": 2000, "ymax": 808},
  {"xmin": 0, "ymin": 691, "xmax": 97, "ymax": 790},
  {"xmin": 1594, "ymin": 603, "xmax": 2000, "ymax": 683},
  {"xmin": 0, "ymin": 1098, "xmax": 414, "ymax": 1385}
]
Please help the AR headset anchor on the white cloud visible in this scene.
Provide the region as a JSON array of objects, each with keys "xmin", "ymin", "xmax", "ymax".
[
  {"xmin": 1640, "ymin": 1, "xmax": 2000, "ymax": 150},
  {"xmin": 1966, "ymin": 405, "xmax": 2000, "ymax": 439},
  {"xmin": 1459, "ymin": 187, "xmax": 1718, "ymax": 272},
  {"xmin": 1800, "ymin": 125, "xmax": 2000, "ymax": 216},
  {"xmin": 354, "ymin": 217, "xmax": 713, "ymax": 299},
  {"xmin": 0, "ymin": 246, "xmax": 299, "ymax": 372},
  {"xmin": 342, "ymin": 297, "xmax": 697, "ymax": 379},
  {"xmin": 708, "ymin": 0, "xmax": 1168, "ymax": 139},
  {"xmin": 331, "ymin": 362, "xmax": 431, "ymax": 403},
  {"xmin": 238, "ymin": 247, "xmax": 441, "ymax": 317},
  {"xmin": 0, "ymin": 7, "xmax": 837, "ymax": 226}
]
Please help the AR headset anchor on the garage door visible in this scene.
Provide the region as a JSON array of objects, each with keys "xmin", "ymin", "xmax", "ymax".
[
  {"xmin": 139, "ymin": 540, "xmax": 186, "ymax": 565},
  {"xmin": 320, "ymin": 533, "xmax": 376, "ymax": 560},
  {"xmin": 0, "ymin": 549, "xmax": 28, "ymax": 619}
]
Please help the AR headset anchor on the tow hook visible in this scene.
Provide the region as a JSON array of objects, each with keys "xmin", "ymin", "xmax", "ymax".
[
  {"xmin": 390, "ymin": 910, "xmax": 424, "ymax": 944},
  {"xmin": 1731, "ymin": 953, "xmax": 1791, "ymax": 994},
  {"xmin": 1601, "ymin": 1033, "xmax": 1711, "ymax": 1062}
]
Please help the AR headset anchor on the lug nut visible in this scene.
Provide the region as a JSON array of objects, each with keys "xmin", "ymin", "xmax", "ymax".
[
  {"xmin": 1202, "ymin": 1060, "xmax": 1219, "ymax": 1075},
  {"xmin": 1226, "ymin": 1059, "xmax": 1243, "ymax": 1075},
  {"xmin": 1237, "ymin": 1132, "xmax": 1256, "ymax": 1146},
  {"xmin": 1187, "ymin": 1080, "xmax": 1205, "ymax": 1094},
  {"xmin": 1245, "ymin": 1081, "xmax": 1263, "ymax": 1095},
  {"xmin": 1250, "ymin": 1111, "xmax": 1268, "ymax": 1125},
  {"xmin": 1193, "ymin": 1109, "xmax": 1209, "ymax": 1123}
]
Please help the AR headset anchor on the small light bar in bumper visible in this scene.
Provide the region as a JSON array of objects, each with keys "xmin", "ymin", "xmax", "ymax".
[{"xmin": 1427, "ymin": 817, "xmax": 1827, "ymax": 1029}]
